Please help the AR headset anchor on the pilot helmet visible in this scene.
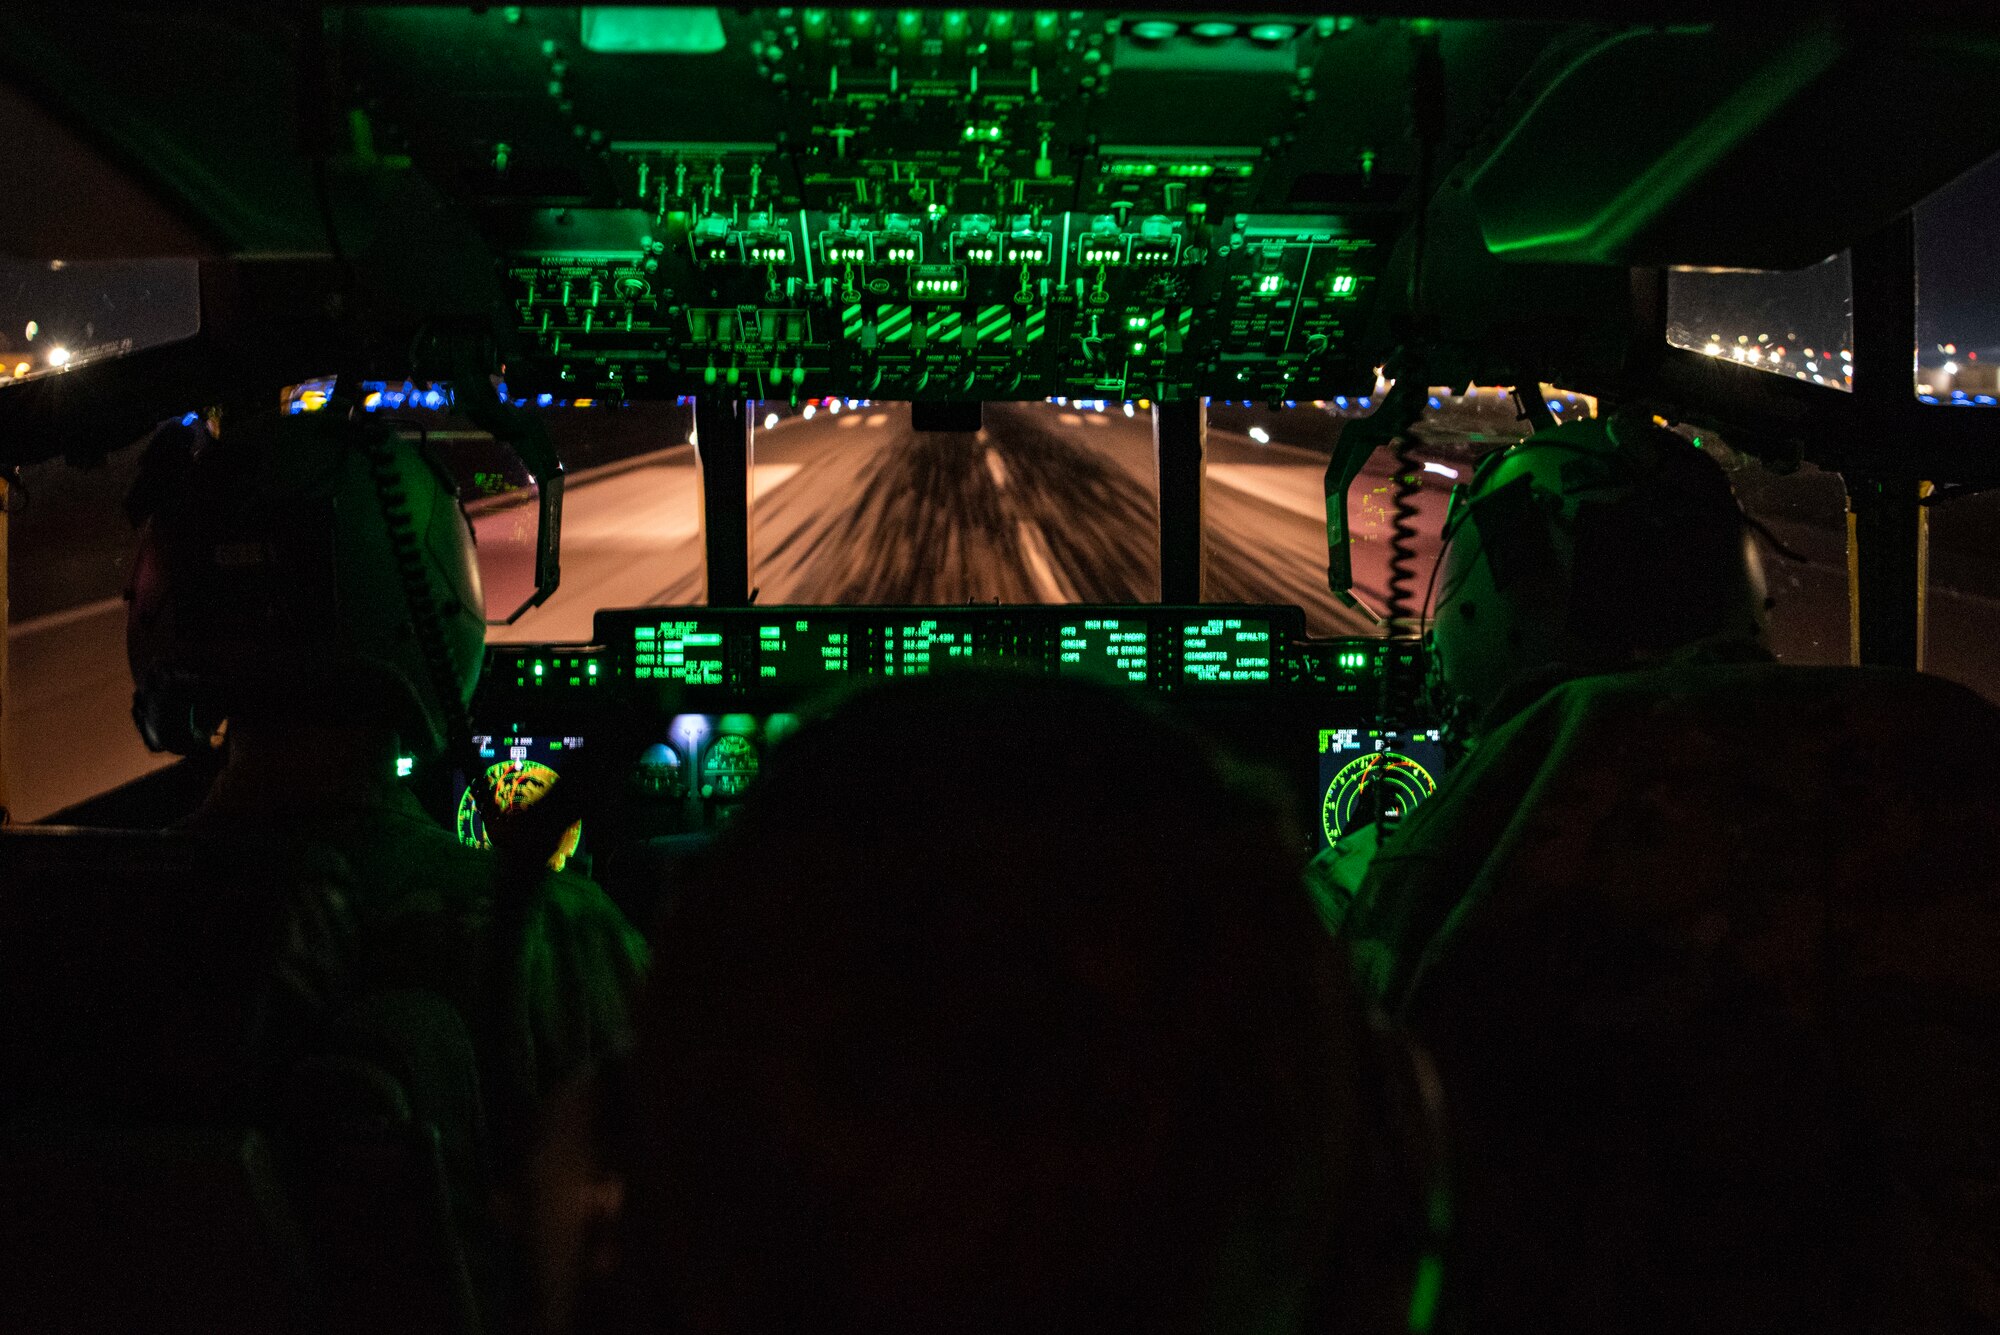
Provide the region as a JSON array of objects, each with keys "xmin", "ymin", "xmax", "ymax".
[
  {"xmin": 125, "ymin": 409, "xmax": 485, "ymax": 759},
  {"xmin": 1428, "ymin": 413, "xmax": 1768, "ymax": 734}
]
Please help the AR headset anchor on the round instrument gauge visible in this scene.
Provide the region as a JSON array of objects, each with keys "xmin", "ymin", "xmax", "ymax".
[
  {"xmin": 456, "ymin": 759, "xmax": 583, "ymax": 871},
  {"xmin": 631, "ymin": 742, "xmax": 686, "ymax": 799},
  {"xmin": 700, "ymin": 733, "xmax": 760, "ymax": 801},
  {"xmin": 1320, "ymin": 751, "xmax": 1439, "ymax": 846}
]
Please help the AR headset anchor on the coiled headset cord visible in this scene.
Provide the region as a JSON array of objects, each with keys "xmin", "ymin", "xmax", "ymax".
[{"xmin": 357, "ymin": 414, "xmax": 548, "ymax": 1161}]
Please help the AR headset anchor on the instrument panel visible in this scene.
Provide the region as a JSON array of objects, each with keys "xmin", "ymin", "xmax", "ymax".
[
  {"xmin": 477, "ymin": 604, "xmax": 1430, "ymax": 705},
  {"xmin": 462, "ymin": 604, "xmax": 1448, "ymax": 861}
]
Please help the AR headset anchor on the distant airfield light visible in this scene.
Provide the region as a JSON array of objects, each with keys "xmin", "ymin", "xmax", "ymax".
[
  {"xmin": 23, "ymin": 321, "xmax": 37, "ymax": 341},
  {"xmin": 1547, "ymin": 399, "xmax": 1563, "ymax": 414},
  {"xmin": 46, "ymin": 346, "xmax": 70, "ymax": 368},
  {"xmin": 764, "ymin": 412, "xmax": 780, "ymax": 429},
  {"xmin": 1806, "ymin": 361, "xmax": 1818, "ymax": 372},
  {"xmin": 1943, "ymin": 361, "xmax": 1959, "ymax": 376},
  {"xmin": 828, "ymin": 397, "xmax": 843, "ymax": 413},
  {"xmin": 802, "ymin": 404, "xmax": 817, "ymax": 420},
  {"xmin": 1248, "ymin": 426, "xmax": 1271, "ymax": 444},
  {"xmin": 11, "ymin": 362, "xmax": 27, "ymax": 378},
  {"xmin": 1423, "ymin": 462, "xmax": 1460, "ymax": 480},
  {"xmin": 1702, "ymin": 343, "xmax": 1723, "ymax": 356},
  {"xmin": 1123, "ymin": 402, "xmax": 1135, "ymax": 417}
]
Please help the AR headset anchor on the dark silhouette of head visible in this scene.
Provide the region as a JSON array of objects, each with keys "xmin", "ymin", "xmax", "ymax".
[
  {"xmin": 615, "ymin": 673, "xmax": 1396, "ymax": 1335},
  {"xmin": 124, "ymin": 411, "xmax": 485, "ymax": 762},
  {"xmin": 1430, "ymin": 414, "xmax": 1768, "ymax": 735}
]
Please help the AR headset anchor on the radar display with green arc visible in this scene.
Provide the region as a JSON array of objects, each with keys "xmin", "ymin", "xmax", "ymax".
[{"xmin": 1320, "ymin": 751, "xmax": 1438, "ymax": 846}]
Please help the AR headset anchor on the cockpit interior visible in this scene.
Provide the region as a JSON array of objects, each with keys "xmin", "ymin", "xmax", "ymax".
[{"xmin": 3, "ymin": 6, "xmax": 1998, "ymax": 1334}]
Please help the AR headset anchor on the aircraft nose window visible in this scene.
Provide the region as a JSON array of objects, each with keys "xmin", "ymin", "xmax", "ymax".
[{"xmin": 749, "ymin": 399, "xmax": 1160, "ymax": 604}]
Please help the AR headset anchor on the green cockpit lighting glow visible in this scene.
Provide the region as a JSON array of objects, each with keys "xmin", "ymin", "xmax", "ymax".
[{"xmin": 580, "ymin": 6, "xmax": 728, "ymax": 54}]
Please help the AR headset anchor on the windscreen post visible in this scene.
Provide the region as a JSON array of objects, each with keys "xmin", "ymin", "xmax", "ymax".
[
  {"xmin": 1154, "ymin": 398, "xmax": 1206, "ymax": 604},
  {"xmin": 1847, "ymin": 213, "xmax": 1924, "ymax": 669},
  {"xmin": 694, "ymin": 397, "xmax": 753, "ymax": 607}
]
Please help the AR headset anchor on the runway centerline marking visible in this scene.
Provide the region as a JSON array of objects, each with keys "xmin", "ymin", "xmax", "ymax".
[{"xmin": 983, "ymin": 448, "xmax": 1010, "ymax": 490}]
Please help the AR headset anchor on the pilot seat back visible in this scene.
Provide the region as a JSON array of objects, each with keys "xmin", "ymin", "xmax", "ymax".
[
  {"xmin": 1348, "ymin": 662, "xmax": 2000, "ymax": 1335},
  {"xmin": 0, "ymin": 827, "xmax": 491, "ymax": 1335}
]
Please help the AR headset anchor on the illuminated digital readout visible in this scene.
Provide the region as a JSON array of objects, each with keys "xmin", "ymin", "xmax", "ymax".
[
  {"xmin": 1181, "ymin": 617, "xmax": 1272, "ymax": 683},
  {"xmin": 509, "ymin": 652, "xmax": 605, "ymax": 690},
  {"xmin": 885, "ymin": 618, "xmax": 977, "ymax": 675},
  {"xmin": 1058, "ymin": 618, "xmax": 1150, "ymax": 683},
  {"xmin": 456, "ymin": 733, "xmax": 586, "ymax": 870},
  {"xmin": 634, "ymin": 619, "xmax": 726, "ymax": 684},
  {"xmin": 757, "ymin": 619, "xmax": 851, "ymax": 683},
  {"xmin": 1315, "ymin": 727, "xmax": 1447, "ymax": 850}
]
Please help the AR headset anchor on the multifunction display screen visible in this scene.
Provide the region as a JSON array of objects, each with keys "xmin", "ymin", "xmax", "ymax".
[
  {"xmin": 1315, "ymin": 726, "xmax": 1449, "ymax": 851},
  {"xmin": 1180, "ymin": 616, "xmax": 1273, "ymax": 684},
  {"xmin": 1057, "ymin": 617, "xmax": 1151, "ymax": 683},
  {"xmin": 591, "ymin": 605, "xmax": 1308, "ymax": 694},
  {"xmin": 634, "ymin": 619, "xmax": 726, "ymax": 684},
  {"xmin": 756, "ymin": 618, "xmax": 853, "ymax": 685},
  {"xmin": 453, "ymin": 732, "xmax": 587, "ymax": 870}
]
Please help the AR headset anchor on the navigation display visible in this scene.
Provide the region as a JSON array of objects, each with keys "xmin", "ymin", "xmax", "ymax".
[
  {"xmin": 756, "ymin": 617, "xmax": 852, "ymax": 685},
  {"xmin": 453, "ymin": 732, "xmax": 587, "ymax": 870},
  {"xmin": 634, "ymin": 618, "xmax": 726, "ymax": 684},
  {"xmin": 1181, "ymin": 616, "xmax": 1273, "ymax": 684},
  {"xmin": 1058, "ymin": 617, "xmax": 1150, "ymax": 683},
  {"xmin": 1315, "ymin": 726, "xmax": 1448, "ymax": 851}
]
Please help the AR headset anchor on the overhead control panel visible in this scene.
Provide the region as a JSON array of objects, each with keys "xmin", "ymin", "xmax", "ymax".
[{"xmin": 338, "ymin": 8, "xmax": 1428, "ymax": 403}]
